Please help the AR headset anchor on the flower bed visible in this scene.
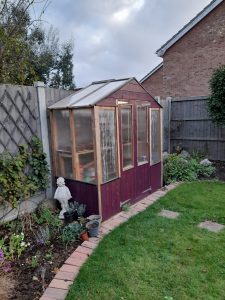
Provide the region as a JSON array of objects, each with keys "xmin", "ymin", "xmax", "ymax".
[{"xmin": 0, "ymin": 205, "xmax": 87, "ymax": 300}]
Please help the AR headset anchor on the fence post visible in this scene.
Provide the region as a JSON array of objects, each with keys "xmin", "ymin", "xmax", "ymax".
[
  {"xmin": 166, "ymin": 97, "xmax": 172, "ymax": 153},
  {"xmin": 34, "ymin": 81, "xmax": 52, "ymax": 198}
]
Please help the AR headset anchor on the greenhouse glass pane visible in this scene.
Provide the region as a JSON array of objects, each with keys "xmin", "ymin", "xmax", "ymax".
[
  {"xmin": 137, "ymin": 106, "xmax": 148, "ymax": 164},
  {"xmin": 151, "ymin": 109, "xmax": 161, "ymax": 164},
  {"xmin": 121, "ymin": 107, "xmax": 133, "ymax": 169},
  {"xmin": 74, "ymin": 109, "xmax": 96, "ymax": 183},
  {"xmin": 99, "ymin": 108, "xmax": 118, "ymax": 183}
]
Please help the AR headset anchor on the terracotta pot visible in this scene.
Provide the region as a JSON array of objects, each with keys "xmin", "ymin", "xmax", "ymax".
[{"xmin": 80, "ymin": 230, "xmax": 89, "ymax": 241}]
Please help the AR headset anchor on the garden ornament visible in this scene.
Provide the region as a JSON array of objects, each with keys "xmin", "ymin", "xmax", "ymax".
[{"xmin": 54, "ymin": 177, "xmax": 72, "ymax": 219}]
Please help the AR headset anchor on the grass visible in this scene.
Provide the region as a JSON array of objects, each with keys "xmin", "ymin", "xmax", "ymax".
[{"xmin": 66, "ymin": 181, "xmax": 225, "ymax": 300}]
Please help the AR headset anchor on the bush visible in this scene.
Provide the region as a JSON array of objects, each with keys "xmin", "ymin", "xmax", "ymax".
[
  {"xmin": 208, "ymin": 65, "xmax": 225, "ymax": 126},
  {"xmin": 163, "ymin": 154, "xmax": 215, "ymax": 184},
  {"xmin": 0, "ymin": 137, "xmax": 49, "ymax": 207},
  {"xmin": 61, "ymin": 223, "xmax": 82, "ymax": 245}
]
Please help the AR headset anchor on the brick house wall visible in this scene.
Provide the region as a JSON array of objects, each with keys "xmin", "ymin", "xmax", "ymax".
[
  {"xmin": 163, "ymin": 0, "xmax": 225, "ymax": 98},
  {"xmin": 141, "ymin": 65, "xmax": 164, "ymax": 98},
  {"xmin": 142, "ymin": 0, "xmax": 225, "ymax": 99}
]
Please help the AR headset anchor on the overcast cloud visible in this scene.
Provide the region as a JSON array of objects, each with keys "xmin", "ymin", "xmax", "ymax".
[{"xmin": 40, "ymin": 0, "xmax": 211, "ymax": 87}]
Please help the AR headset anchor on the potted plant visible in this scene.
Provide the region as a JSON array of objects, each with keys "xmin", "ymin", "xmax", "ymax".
[
  {"xmin": 64, "ymin": 202, "xmax": 78, "ymax": 223},
  {"xmin": 80, "ymin": 229, "xmax": 89, "ymax": 241}
]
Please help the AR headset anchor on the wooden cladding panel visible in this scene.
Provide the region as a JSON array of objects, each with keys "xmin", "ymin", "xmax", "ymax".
[{"xmin": 65, "ymin": 179, "xmax": 99, "ymax": 216}]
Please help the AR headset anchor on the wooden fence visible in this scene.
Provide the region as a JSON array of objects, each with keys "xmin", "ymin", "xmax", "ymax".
[
  {"xmin": 161, "ymin": 96, "xmax": 225, "ymax": 161},
  {"xmin": 0, "ymin": 83, "xmax": 73, "ymax": 155}
]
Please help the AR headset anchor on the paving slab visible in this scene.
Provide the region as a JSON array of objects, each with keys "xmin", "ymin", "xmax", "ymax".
[
  {"xmin": 158, "ymin": 209, "xmax": 180, "ymax": 219},
  {"xmin": 198, "ymin": 220, "xmax": 224, "ymax": 233}
]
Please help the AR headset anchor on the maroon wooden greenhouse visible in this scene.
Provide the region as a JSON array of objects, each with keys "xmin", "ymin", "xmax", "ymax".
[{"xmin": 49, "ymin": 78, "xmax": 162, "ymax": 221}]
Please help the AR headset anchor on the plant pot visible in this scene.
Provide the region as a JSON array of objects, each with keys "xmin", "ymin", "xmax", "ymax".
[
  {"xmin": 73, "ymin": 210, "xmax": 78, "ymax": 221},
  {"xmin": 86, "ymin": 220, "xmax": 100, "ymax": 237},
  {"xmin": 80, "ymin": 230, "xmax": 89, "ymax": 241},
  {"xmin": 63, "ymin": 212, "xmax": 74, "ymax": 224},
  {"xmin": 87, "ymin": 215, "xmax": 102, "ymax": 225}
]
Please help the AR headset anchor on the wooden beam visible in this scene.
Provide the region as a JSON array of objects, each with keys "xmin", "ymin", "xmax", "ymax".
[
  {"xmin": 116, "ymin": 106, "xmax": 121, "ymax": 178},
  {"xmin": 49, "ymin": 110, "xmax": 57, "ymax": 177},
  {"xmin": 69, "ymin": 109, "xmax": 78, "ymax": 179},
  {"xmin": 93, "ymin": 106, "xmax": 103, "ymax": 218}
]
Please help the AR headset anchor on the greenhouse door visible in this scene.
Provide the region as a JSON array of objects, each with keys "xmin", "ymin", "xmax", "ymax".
[{"xmin": 119, "ymin": 104, "xmax": 151, "ymax": 205}]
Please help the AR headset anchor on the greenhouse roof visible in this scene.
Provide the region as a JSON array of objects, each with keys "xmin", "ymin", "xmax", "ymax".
[{"xmin": 48, "ymin": 78, "xmax": 133, "ymax": 109}]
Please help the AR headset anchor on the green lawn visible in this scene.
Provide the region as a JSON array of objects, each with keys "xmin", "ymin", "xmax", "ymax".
[{"xmin": 66, "ymin": 181, "xmax": 225, "ymax": 300}]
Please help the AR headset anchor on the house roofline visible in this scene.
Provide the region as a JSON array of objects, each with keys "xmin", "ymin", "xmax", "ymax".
[
  {"xmin": 156, "ymin": 0, "xmax": 223, "ymax": 57},
  {"xmin": 140, "ymin": 62, "xmax": 163, "ymax": 83}
]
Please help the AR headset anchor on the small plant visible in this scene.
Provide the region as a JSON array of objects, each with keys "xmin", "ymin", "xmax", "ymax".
[
  {"xmin": 121, "ymin": 203, "xmax": 131, "ymax": 212},
  {"xmin": 45, "ymin": 251, "xmax": 53, "ymax": 261},
  {"xmin": 33, "ymin": 207, "xmax": 61, "ymax": 228},
  {"xmin": 31, "ymin": 255, "xmax": 38, "ymax": 269},
  {"xmin": 61, "ymin": 223, "xmax": 82, "ymax": 245},
  {"xmin": 65, "ymin": 202, "xmax": 86, "ymax": 219},
  {"xmin": 35, "ymin": 226, "xmax": 50, "ymax": 246},
  {"xmin": 77, "ymin": 203, "xmax": 86, "ymax": 217},
  {"xmin": 0, "ymin": 249, "xmax": 11, "ymax": 273},
  {"xmin": 0, "ymin": 232, "xmax": 30, "ymax": 260}
]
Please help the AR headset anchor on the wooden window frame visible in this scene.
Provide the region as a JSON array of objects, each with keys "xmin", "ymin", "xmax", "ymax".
[
  {"xmin": 98, "ymin": 106, "xmax": 120, "ymax": 184},
  {"xmin": 120, "ymin": 105, "xmax": 134, "ymax": 171},
  {"xmin": 137, "ymin": 104, "xmax": 149, "ymax": 166},
  {"xmin": 150, "ymin": 108, "xmax": 162, "ymax": 166},
  {"xmin": 51, "ymin": 109, "xmax": 73, "ymax": 178}
]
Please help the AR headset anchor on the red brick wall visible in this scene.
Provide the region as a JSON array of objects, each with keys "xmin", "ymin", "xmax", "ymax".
[
  {"xmin": 163, "ymin": 1, "xmax": 225, "ymax": 98},
  {"xmin": 141, "ymin": 65, "xmax": 164, "ymax": 98}
]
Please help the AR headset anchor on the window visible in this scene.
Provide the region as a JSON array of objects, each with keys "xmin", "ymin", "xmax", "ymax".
[
  {"xmin": 54, "ymin": 110, "xmax": 73, "ymax": 178},
  {"xmin": 151, "ymin": 109, "xmax": 161, "ymax": 165},
  {"xmin": 74, "ymin": 109, "xmax": 96, "ymax": 183},
  {"xmin": 137, "ymin": 106, "xmax": 148, "ymax": 164},
  {"xmin": 121, "ymin": 106, "xmax": 133, "ymax": 169},
  {"xmin": 99, "ymin": 108, "xmax": 118, "ymax": 183}
]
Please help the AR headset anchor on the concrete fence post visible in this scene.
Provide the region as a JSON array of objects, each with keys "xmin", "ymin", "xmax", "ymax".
[{"xmin": 34, "ymin": 81, "xmax": 52, "ymax": 198}]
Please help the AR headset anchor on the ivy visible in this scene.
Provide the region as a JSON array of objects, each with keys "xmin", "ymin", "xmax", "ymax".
[
  {"xmin": 0, "ymin": 137, "xmax": 49, "ymax": 208},
  {"xmin": 208, "ymin": 65, "xmax": 225, "ymax": 127}
]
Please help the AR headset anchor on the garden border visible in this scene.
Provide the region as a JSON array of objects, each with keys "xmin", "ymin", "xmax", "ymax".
[{"xmin": 40, "ymin": 182, "xmax": 180, "ymax": 300}]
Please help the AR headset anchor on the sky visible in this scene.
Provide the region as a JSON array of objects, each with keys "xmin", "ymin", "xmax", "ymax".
[{"xmin": 37, "ymin": 0, "xmax": 212, "ymax": 87}]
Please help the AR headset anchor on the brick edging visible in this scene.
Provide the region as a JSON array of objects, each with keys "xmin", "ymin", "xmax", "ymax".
[{"xmin": 40, "ymin": 183, "xmax": 180, "ymax": 300}]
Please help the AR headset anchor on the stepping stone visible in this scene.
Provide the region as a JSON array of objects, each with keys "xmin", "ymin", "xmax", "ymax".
[
  {"xmin": 158, "ymin": 209, "xmax": 180, "ymax": 219},
  {"xmin": 198, "ymin": 221, "xmax": 224, "ymax": 233}
]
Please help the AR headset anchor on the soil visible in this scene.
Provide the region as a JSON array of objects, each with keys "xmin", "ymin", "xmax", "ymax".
[
  {"xmin": 11, "ymin": 240, "xmax": 80, "ymax": 300},
  {"xmin": 0, "ymin": 216, "xmax": 82, "ymax": 300}
]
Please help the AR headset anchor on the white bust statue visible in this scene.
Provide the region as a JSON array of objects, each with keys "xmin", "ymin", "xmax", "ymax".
[{"xmin": 54, "ymin": 177, "xmax": 72, "ymax": 219}]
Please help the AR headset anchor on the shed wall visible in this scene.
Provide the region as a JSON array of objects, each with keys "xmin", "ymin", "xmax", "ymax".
[{"xmin": 65, "ymin": 179, "xmax": 99, "ymax": 216}]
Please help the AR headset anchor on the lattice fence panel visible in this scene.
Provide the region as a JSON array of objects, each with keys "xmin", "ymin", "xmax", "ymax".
[{"xmin": 0, "ymin": 84, "xmax": 41, "ymax": 154}]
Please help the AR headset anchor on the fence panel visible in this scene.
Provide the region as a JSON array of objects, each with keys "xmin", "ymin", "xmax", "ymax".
[
  {"xmin": 170, "ymin": 97, "xmax": 225, "ymax": 161},
  {"xmin": 0, "ymin": 84, "xmax": 75, "ymax": 155},
  {"xmin": 0, "ymin": 84, "xmax": 40, "ymax": 154}
]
